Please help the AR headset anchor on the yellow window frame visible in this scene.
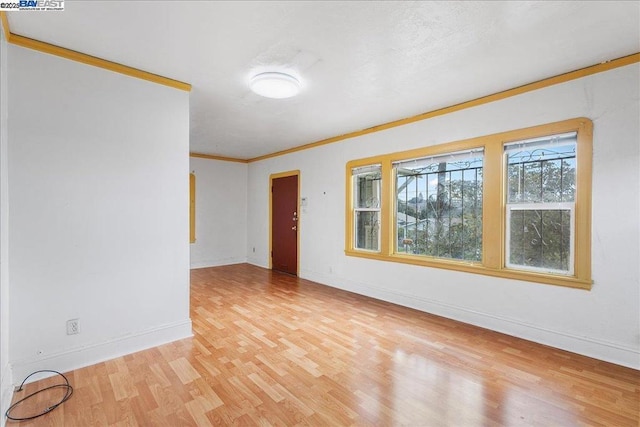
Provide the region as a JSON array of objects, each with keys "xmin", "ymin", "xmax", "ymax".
[{"xmin": 345, "ymin": 117, "xmax": 593, "ymax": 289}]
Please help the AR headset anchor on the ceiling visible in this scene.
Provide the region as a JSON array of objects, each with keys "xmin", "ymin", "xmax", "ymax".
[{"xmin": 6, "ymin": 1, "xmax": 640, "ymax": 160}]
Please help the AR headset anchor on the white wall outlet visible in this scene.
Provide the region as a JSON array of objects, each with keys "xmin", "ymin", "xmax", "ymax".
[{"xmin": 66, "ymin": 318, "xmax": 80, "ymax": 335}]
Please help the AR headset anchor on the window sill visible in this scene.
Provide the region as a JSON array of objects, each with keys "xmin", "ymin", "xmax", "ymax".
[{"xmin": 344, "ymin": 249, "xmax": 592, "ymax": 290}]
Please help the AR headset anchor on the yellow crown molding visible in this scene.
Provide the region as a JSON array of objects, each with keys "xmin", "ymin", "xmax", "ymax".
[
  {"xmin": 248, "ymin": 52, "xmax": 639, "ymax": 163},
  {"xmin": 0, "ymin": 12, "xmax": 9, "ymax": 41},
  {"xmin": 0, "ymin": 12, "xmax": 190, "ymax": 91},
  {"xmin": 9, "ymin": 34, "xmax": 191, "ymax": 91},
  {"xmin": 189, "ymin": 152, "xmax": 248, "ymax": 163},
  {"xmin": 4, "ymin": 6, "xmax": 635, "ymax": 162}
]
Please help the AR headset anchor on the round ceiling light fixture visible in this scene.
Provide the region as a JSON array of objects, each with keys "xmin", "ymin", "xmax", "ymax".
[{"xmin": 249, "ymin": 72, "xmax": 301, "ymax": 99}]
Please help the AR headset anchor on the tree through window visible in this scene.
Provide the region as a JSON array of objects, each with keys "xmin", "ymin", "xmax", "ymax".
[
  {"xmin": 394, "ymin": 150, "xmax": 483, "ymax": 262},
  {"xmin": 505, "ymin": 133, "xmax": 577, "ymax": 274},
  {"xmin": 345, "ymin": 118, "xmax": 592, "ymax": 289}
]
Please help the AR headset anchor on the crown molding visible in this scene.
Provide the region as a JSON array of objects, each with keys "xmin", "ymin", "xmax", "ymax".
[{"xmin": 0, "ymin": 11, "xmax": 190, "ymax": 91}]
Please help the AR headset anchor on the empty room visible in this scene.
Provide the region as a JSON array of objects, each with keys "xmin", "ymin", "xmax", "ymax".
[{"xmin": 0, "ymin": 1, "xmax": 639, "ymax": 426}]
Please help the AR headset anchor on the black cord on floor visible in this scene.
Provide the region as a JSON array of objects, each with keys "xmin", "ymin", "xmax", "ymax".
[{"xmin": 5, "ymin": 370, "xmax": 73, "ymax": 422}]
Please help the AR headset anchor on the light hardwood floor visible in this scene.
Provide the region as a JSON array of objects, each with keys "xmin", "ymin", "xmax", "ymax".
[{"xmin": 8, "ymin": 264, "xmax": 640, "ymax": 426}]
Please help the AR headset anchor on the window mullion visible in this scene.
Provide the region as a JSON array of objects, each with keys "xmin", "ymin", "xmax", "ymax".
[
  {"xmin": 380, "ymin": 161, "xmax": 393, "ymax": 256},
  {"xmin": 483, "ymin": 141, "xmax": 503, "ymax": 269},
  {"xmin": 345, "ymin": 118, "xmax": 592, "ymax": 290}
]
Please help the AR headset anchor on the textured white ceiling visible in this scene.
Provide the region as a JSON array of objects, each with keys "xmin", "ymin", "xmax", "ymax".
[{"xmin": 7, "ymin": 1, "xmax": 640, "ymax": 159}]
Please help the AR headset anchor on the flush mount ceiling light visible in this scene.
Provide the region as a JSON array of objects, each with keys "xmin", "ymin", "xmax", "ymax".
[{"xmin": 249, "ymin": 72, "xmax": 301, "ymax": 99}]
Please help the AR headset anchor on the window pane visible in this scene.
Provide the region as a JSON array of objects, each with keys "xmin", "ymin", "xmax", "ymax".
[
  {"xmin": 395, "ymin": 151, "xmax": 483, "ymax": 261},
  {"xmin": 508, "ymin": 208, "xmax": 572, "ymax": 273},
  {"xmin": 353, "ymin": 166, "xmax": 381, "ymax": 209},
  {"xmin": 560, "ymin": 157, "xmax": 576, "ymax": 202},
  {"xmin": 506, "ymin": 134, "xmax": 576, "ymax": 204},
  {"xmin": 505, "ymin": 132, "xmax": 576, "ymax": 275},
  {"xmin": 355, "ymin": 211, "xmax": 379, "ymax": 251}
]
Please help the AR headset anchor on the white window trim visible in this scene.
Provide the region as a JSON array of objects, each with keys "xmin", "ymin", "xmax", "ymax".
[
  {"xmin": 505, "ymin": 202, "xmax": 575, "ymax": 276},
  {"xmin": 353, "ymin": 211, "xmax": 381, "ymax": 253},
  {"xmin": 352, "ymin": 166, "xmax": 382, "ymax": 252}
]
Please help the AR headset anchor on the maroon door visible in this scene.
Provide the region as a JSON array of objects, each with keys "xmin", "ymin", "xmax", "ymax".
[{"xmin": 272, "ymin": 175, "xmax": 298, "ymax": 275}]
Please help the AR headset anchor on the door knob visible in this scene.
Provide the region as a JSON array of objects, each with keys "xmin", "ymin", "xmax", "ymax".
[{"xmin": 292, "ymin": 225, "xmax": 297, "ymax": 231}]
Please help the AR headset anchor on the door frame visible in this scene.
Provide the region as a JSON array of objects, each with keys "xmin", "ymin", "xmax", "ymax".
[{"xmin": 269, "ymin": 170, "xmax": 300, "ymax": 275}]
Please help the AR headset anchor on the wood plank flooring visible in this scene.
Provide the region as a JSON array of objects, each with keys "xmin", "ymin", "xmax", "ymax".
[{"xmin": 8, "ymin": 264, "xmax": 640, "ymax": 426}]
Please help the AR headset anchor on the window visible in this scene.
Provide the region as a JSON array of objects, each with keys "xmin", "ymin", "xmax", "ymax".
[
  {"xmin": 505, "ymin": 133, "xmax": 576, "ymax": 274},
  {"xmin": 345, "ymin": 118, "xmax": 592, "ymax": 289},
  {"xmin": 352, "ymin": 165, "xmax": 381, "ymax": 251},
  {"xmin": 395, "ymin": 150, "xmax": 483, "ymax": 262}
]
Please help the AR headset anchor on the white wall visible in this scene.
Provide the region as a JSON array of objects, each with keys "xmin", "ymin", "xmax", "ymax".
[
  {"xmin": 189, "ymin": 157, "xmax": 247, "ymax": 268},
  {"xmin": 0, "ymin": 25, "xmax": 12, "ymax": 424},
  {"xmin": 248, "ymin": 63, "xmax": 640, "ymax": 369},
  {"xmin": 8, "ymin": 46, "xmax": 192, "ymax": 381}
]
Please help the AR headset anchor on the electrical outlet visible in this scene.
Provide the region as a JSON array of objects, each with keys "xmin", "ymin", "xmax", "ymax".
[{"xmin": 67, "ymin": 319, "xmax": 79, "ymax": 335}]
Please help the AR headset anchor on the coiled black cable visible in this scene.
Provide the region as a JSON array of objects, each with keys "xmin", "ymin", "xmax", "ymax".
[{"xmin": 5, "ymin": 370, "xmax": 73, "ymax": 422}]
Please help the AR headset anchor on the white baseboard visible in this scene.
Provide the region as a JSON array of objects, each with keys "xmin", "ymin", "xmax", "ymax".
[
  {"xmin": 301, "ymin": 269, "xmax": 640, "ymax": 370},
  {"xmin": 1, "ymin": 362, "xmax": 12, "ymax": 427},
  {"xmin": 190, "ymin": 257, "xmax": 247, "ymax": 269},
  {"xmin": 10, "ymin": 319, "xmax": 192, "ymax": 383},
  {"xmin": 246, "ymin": 260, "xmax": 268, "ymax": 269}
]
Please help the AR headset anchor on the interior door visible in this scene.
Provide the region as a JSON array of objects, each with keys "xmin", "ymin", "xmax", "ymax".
[{"xmin": 271, "ymin": 174, "xmax": 298, "ymax": 275}]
